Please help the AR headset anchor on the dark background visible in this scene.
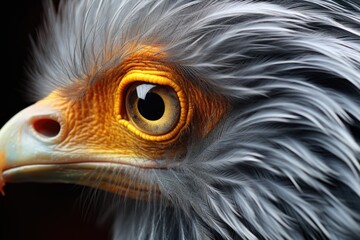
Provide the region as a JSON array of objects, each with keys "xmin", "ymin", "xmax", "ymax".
[{"xmin": 0, "ymin": 1, "xmax": 111, "ymax": 240}]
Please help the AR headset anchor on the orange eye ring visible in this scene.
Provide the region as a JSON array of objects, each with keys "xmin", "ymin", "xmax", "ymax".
[{"xmin": 115, "ymin": 69, "xmax": 192, "ymax": 142}]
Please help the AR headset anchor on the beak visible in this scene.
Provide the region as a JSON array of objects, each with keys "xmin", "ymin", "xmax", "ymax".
[
  {"xmin": 0, "ymin": 97, "xmax": 156, "ymax": 198},
  {"xmin": 0, "ymin": 99, "xmax": 82, "ymax": 195}
]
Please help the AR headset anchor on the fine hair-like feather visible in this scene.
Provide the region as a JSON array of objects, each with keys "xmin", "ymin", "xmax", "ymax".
[{"xmin": 29, "ymin": 0, "xmax": 360, "ymax": 239}]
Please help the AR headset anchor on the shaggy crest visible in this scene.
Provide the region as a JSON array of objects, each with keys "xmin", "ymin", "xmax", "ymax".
[{"xmin": 28, "ymin": 0, "xmax": 360, "ymax": 239}]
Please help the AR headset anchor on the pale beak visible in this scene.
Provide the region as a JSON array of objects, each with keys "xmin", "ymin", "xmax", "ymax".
[{"xmin": 0, "ymin": 100, "xmax": 74, "ymax": 195}]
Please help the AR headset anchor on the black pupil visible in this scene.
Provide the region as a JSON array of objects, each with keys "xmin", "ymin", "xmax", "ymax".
[{"xmin": 137, "ymin": 92, "xmax": 165, "ymax": 120}]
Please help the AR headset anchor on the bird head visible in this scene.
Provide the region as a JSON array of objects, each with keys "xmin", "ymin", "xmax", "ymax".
[
  {"xmin": 0, "ymin": 44, "xmax": 229, "ymax": 199},
  {"xmin": 1, "ymin": 0, "xmax": 360, "ymax": 239}
]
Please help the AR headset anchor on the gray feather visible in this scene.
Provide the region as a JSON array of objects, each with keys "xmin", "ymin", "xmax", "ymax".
[{"xmin": 29, "ymin": 0, "xmax": 360, "ymax": 239}]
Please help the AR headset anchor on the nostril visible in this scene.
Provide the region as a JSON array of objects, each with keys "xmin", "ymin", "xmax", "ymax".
[{"xmin": 32, "ymin": 118, "xmax": 61, "ymax": 138}]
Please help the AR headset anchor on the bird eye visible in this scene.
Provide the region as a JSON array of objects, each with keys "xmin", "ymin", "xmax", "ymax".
[{"xmin": 125, "ymin": 83, "xmax": 180, "ymax": 135}]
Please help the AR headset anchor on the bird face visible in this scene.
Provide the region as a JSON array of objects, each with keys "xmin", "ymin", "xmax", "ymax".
[
  {"xmin": 1, "ymin": 0, "xmax": 360, "ymax": 239},
  {"xmin": 0, "ymin": 45, "xmax": 229, "ymax": 198}
]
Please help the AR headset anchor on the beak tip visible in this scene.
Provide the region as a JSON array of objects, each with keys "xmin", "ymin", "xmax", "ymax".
[
  {"xmin": 0, "ymin": 150, "xmax": 5, "ymax": 196},
  {"xmin": 0, "ymin": 179, "xmax": 5, "ymax": 196}
]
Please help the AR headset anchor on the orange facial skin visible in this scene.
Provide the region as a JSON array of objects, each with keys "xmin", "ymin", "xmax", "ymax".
[{"xmin": 49, "ymin": 46, "xmax": 230, "ymax": 163}]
